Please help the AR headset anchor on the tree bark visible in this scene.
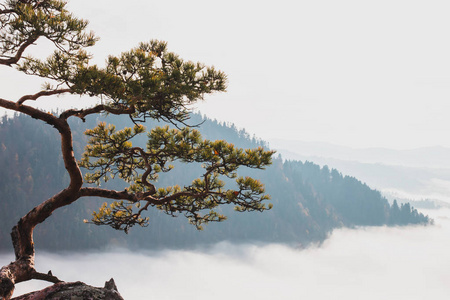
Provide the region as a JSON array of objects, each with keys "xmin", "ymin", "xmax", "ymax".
[
  {"xmin": 0, "ymin": 99, "xmax": 83, "ymax": 299},
  {"xmin": 0, "ymin": 98, "xmax": 136, "ymax": 299}
]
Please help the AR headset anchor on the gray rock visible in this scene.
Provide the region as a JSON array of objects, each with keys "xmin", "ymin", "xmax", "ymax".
[{"xmin": 12, "ymin": 279, "xmax": 124, "ymax": 300}]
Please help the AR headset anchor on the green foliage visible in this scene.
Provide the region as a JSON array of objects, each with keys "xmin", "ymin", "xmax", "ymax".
[
  {"xmin": 1, "ymin": 0, "xmax": 97, "ymax": 86},
  {"xmin": 1, "ymin": 0, "xmax": 96, "ymax": 57},
  {"xmin": 81, "ymin": 122, "xmax": 146, "ymax": 185},
  {"xmin": 2, "ymin": 1, "xmax": 227, "ymax": 123},
  {"xmin": 1, "ymin": 0, "xmax": 269, "ymax": 236},
  {"xmin": 81, "ymin": 122, "xmax": 274, "ymax": 232},
  {"xmin": 91, "ymin": 201, "xmax": 149, "ymax": 233},
  {"xmin": 102, "ymin": 41, "xmax": 227, "ymax": 123},
  {"xmin": 20, "ymin": 37, "xmax": 227, "ymax": 124}
]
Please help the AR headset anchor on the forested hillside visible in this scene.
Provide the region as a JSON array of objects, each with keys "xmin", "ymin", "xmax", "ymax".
[{"xmin": 0, "ymin": 113, "xmax": 430, "ymax": 251}]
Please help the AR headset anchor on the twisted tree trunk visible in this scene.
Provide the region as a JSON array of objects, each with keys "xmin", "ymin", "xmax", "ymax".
[{"xmin": 0, "ymin": 101, "xmax": 84, "ymax": 299}]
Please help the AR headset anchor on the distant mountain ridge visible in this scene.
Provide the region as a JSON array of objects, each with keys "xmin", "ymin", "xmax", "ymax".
[
  {"xmin": 272, "ymin": 139, "xmax": 450, "ymax": 207},
  {"xmin": 270, "ymin": 139, "xmax": 450, "ymax": 169},
  {"xmin": 0, "ymin": 113, "xmax": 430, "ymax": 251}
]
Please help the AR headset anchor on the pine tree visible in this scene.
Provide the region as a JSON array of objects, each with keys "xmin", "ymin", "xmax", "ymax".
[{"xmin": 0, "ymin": 1, "xmax": 274, "ymax": 298}]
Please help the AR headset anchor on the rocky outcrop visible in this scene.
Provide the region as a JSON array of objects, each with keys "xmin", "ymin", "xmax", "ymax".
[{"xmin": 12, "ymin": 278, "xmax": 124, "ymax": 300}]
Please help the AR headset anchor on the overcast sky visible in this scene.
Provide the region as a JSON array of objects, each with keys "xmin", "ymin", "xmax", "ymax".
[{"xmin": 2, "ymin": 0, "xmax": 450, "ymax": 149}]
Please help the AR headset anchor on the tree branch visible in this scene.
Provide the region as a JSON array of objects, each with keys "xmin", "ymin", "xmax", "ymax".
[
  {"xmin": 0, "ymin": 97, "xmax": 83, "ymax": 290},
  {"xmin": 130, "ymin": 147, "xmax": 156, "ymax": 194},
  {"xmin": 0, "ymin": 9, "xmax": 15, "ymax": 14},
  {"xmin": 31, "ymin": 270, "xmax": 62, "ymax": 284},
  {"xmin": 17, "ymin": 88, "xmax": 72, "ymax": 105},
  {"xmin": 78, "ymin": 187, "xmax": 203, "ymax": 205},
  {"xmin": 60, "ymin": 104, "xmax": 135, "ymax": 120},
  {"xmin": 0, "ymin": 35, "xmax": 38, "ymax": 66},
  {"xmin": 0, "ymin": 97, "xmax": 63, "ymax": 129},
  {"xmin": 78, "ymin": 187, "xmax": 143, "ymax": 202}
]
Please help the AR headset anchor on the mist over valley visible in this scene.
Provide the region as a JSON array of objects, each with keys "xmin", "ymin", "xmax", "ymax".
[
  {"xmin": 0, "ymin": 113, "xmax": 443, "ymax": 299},
  {"xmin": 4, "ymin": 207, "xmax": 448, "ymax": 300},
  {"xmin": 1, "ymin": 1, "xmax": 450, "ymax": 299}
]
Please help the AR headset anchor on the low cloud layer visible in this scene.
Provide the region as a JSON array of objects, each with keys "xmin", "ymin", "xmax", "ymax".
[{"xmin": 2, "ymin": 209, "xmax": 449, "ymax": 300}]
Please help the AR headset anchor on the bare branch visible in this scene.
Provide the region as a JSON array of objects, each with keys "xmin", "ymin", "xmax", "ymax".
[
  {"xmin": 0, "ymin": 9, "xmax": 15, "ymax": 14},
  {"xmin": 0, "ymin": 35, "xmax": 38, "ymax": 66},
  {"xmin": 0, "ymin": 97, "xmax": 62, "ymax": 128},
  {"xmin": 17, "ymin": 88, "xmax": 72, "ymax": 105},
  {"xmin": 78, "ymin": 187, "xmax": 204, "ymax": 206},
  {"xmin": 60, "ymin": 104, "xmax": 135, "ymax": 120},
  {"xmin": 78, "ymin": 187, "xmax": 143, "ymax": 202},
  {"xmin": 31, "ymin": 270, "xmax": 62, "ymax": 284}
]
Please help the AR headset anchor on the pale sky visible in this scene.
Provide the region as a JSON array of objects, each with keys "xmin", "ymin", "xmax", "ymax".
[{"xmin": 2, "ymin": 0, "xmax": 450, "ymax": 149}]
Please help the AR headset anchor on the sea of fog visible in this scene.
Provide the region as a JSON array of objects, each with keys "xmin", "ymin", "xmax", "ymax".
[{"xmin": 2, "ymin": 208, "xmax": 450, "ymax": 300}]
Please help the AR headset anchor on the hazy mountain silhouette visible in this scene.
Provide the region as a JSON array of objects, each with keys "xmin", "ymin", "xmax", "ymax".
[{"xmin": 0, "ymin": 113, "xmax": 430, "ymax": 251}]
